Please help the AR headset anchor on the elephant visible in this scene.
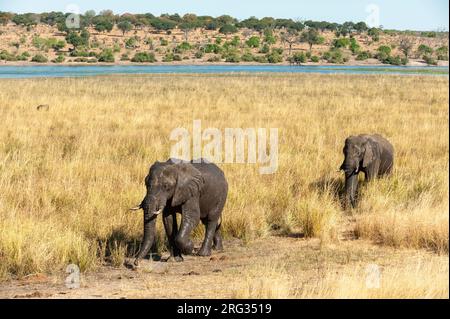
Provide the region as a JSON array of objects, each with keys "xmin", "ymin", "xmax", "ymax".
[
  {"xmin": 130, "ymin": 158, "xmax": 228, "ymax": 266},
  {"xmin": 339, "ymin": 134, "xmax": 394, "ymax": 208}
]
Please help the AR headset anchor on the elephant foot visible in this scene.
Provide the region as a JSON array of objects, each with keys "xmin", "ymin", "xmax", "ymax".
[
  {"xmin": 197, "ymin": 247, "xmax": 212, "ymax": 257},
  {"xmin": 164, "ymin": 256, "xmax": 184, "ymax": 262},
  {"xmin": 213, "ymin": 241, "xmax": 223, "ymax": 251},
  {"xmin": 123, "ymin": 258, "xmax": 139, "ymax": 270},
  {"xmin": 176, "ymin": 238, "xmax": 194, "ymax": 255}
]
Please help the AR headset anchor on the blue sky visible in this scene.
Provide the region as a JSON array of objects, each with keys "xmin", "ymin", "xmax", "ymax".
[{"xmin": 0, "ymin": 0, "xmax": 448, "ymax": 31}]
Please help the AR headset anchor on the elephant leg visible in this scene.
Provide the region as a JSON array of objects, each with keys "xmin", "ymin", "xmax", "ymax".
[
  {"xmin": 213, "ymin": 222, "xmax": 223, "ymax": 251},
  {"xmin": 365, "ymin": 160, "xmax": 380, "ymax": 181},
  {"xmin": 197, "ymin": 219, "xmax": 218, "ymax": 256},
  {"xmin": 163, "ymin": 211, "xmax": 183, "ymax": 262},
  {"xmin": 175, "ymin": 200, "xmax": 200, "ymax": 255}
]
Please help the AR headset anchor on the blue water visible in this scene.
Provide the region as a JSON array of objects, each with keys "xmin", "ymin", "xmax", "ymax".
[{"xmin": 0, "ymin": 65, "xmax": 447, "ymax": 78}]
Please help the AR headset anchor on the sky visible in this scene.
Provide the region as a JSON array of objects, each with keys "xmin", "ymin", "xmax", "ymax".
[{"xmin": 0, "ymin": 0, "xmax": 448, "ymax": 31}]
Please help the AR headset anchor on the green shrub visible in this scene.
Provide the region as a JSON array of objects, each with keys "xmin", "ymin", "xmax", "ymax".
[
  {"xmin": 384, "ymin": 55, "xmax": 404, "ymax": 65},
  {"xmin": 125, "ymin": 37, "xmax": 138, "ymax": 49},
  {"xmin": 436, "ymin": 46, "xmax": 448, "ymax": 61},
  {"xmin": 174, "ymin": 42, "xmax": 192, "ymax": 54},
  {"xmin": 219, "ymin": 24, "xmax": 238, "ymax": 34},
  {"xmin": 377, "ymin": 45, "xmax": 392, "ymax": 55},
  {"xmin": 65, "ymin": 30, "xmax": 89, "ymax": 48},
  {"xmin": 376, "ymin": 46, "xmax": 392, "ymax": 63},
  {"xmin": 356, "ymin": 51, "xmax": 371, "ymax": 60},
  {"xmin": 204, "ymin": 43, "xmax": 222, "ymax": 54},
  {"xmin": 121, "ymin": 53, "xmax": 130, "ymax": 61},
  {"xmin": 159, "ymin": 38, "xmax": 168, "ymax": 46},
  {"xmin": 253, "ymin": 55, "xmax": 268, "ymax": 63},
  {"xmin": 207, "ymin": 55, "xmax": 221, "ymax": 62},
  {"xmin": 241, "ymin": 52, "xmax": 255, "ymax": 62},
  {"xmin": 215, "ymin": 37, "xmax": 222, "ymax": 45},
  {"xmin": 417, "ymin": 44, "xmax": 433, "ymax": 56},
  {"xmin": 31, "ymin": 54, "xmax": 48, "ymax": 63},
  {"xmin": 310, "ymin": 55, "xmax": 320, "ymax": 63},
  {"xmin": 333, "ymin": 37, "xmax": 350, "ymax": 48},
  {"xmin": 97, "ymin": 49, "xmax": 115, "ymax": 62},
  {"xmin": 225, "ymin": 53, "xmax": 241, "ymax": 63},
  {"xmin": 16, "ymin": 52, "xmax": 28, "ymax": 61},
  {"xmin": 0, "ymin": 50, "xmax": 17, "ymax": 61},
  {"xmin": 259, "ymin": 44, "xmax": 270, "ymax": 54},
  {"xmin": 162, "ymin": 53, "xmax": 182, "ymax": 62},
  {"xmin": 323, "ymin": 48, "xmax": 347, "ymax": 64},
  {"xmin": 266, "ymin": 51, "xmax": 283, "ymax": 63},
  {"xmin": 246, "ymin": 36, "xmax": 260, "ymax": 48},
  {"xmin": 32, "ymin": 36, "xmax": 47, "ymax": 50},
  {"xmin": 113, "ymin": 44, "xmax": 121, "ymax": 53},
  {"xmin": 423, "ymin": 55, "xmax": 438, "ymax": 65},
  {"xmin": 350, "ymin": 38, "xmax": 360, "ymax": 54},
  {"xmin": 131, "ymin": 52, "xmax": 156, "ymax": 63},
  {"xmin": 194, "ymin": 51, "xmax": 204, "ymax": 59},
  {"xmin": 52, "ymin": 54, "xmax": 65, "ymax": 63},
  {"xmin": 288, "ymin": 52, "xmax": 307, "ymax": 64},
  {"xmin": 70, "ymin": 49, "xmax": 90, "ymax": 57},
  {"xmin": 263, "ymin": 29, "xmax": 277, "ymax": 45},
  {"xmin": 272, "ymin": 48, "xmax": 283, "ymax": 55},
  {"xmin": 368, "ymin": 28, "xmax": 380, "ymax": 41}
]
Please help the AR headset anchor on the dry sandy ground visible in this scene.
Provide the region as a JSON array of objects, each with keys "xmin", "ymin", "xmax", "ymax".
[{"xmin": 0, "ymin": 234, "xmax": 445, "ymax": 299}]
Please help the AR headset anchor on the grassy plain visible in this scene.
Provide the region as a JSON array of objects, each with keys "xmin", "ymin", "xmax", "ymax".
[{"xmin": 0, "ymin": 73, "xmax": 448, "ymax": 298}]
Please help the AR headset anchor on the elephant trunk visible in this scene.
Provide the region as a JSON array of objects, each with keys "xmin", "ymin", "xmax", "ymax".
[
  {"xmin": 344, "ymin": 173, "xmax": 358, "ymax": 208},
  {"xmin": 134, "ymin": 210, "xmax": 157, "ymax": 263}
]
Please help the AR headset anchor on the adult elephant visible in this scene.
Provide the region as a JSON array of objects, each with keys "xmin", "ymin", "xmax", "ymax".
[
  {"xmin": 339, "ymin": 134, "xmax": 394, "ymax": 208},
  {"xmin": 130, "ymin": 158, "xmax": 228, "ymax": 266}
]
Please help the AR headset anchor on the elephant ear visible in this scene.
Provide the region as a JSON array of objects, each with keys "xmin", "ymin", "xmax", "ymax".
[
  {"xmin": 362, "ymin": 140, "xmax": 377, "ymax": 168},
  {"xmin": 172, "ymin": 163, "xmax": 204, "ymax": 206}
]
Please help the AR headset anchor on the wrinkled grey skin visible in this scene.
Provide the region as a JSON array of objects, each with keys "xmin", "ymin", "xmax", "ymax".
[
  {"xmin": 340, "ymin": 134, "xmax": 394, "ymax": 208},
  {"xmin": 132, "ymin": 158, "xmax": 228, "ymax": 266}
]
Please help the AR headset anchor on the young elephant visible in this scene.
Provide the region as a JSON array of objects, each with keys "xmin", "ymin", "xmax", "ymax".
[
  {"xmin": 340, "ymin": 134, "xmax": 394, "ymax": 208},
  {"xmin": 130, "ymin": 158, "xmax": 228, "ymax": 266}
]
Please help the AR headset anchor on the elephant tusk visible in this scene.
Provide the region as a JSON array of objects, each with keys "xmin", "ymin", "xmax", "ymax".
[
  {"xmin": 154, "ymin": 208, "xmax": 164, "ymax": 215},
  {"xmin": 129, "ymin": 205, "xmax": 142, "ymax": 211}
]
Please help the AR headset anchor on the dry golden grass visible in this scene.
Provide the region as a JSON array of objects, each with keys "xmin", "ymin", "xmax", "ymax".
[
  {"xmin": 0, "ymin": 74, "xmax": 448, "ymax": 298},
  {"xmin": 231, "ymin": 245, "xmax": 448, "ymax": 299},
  {"xmin": 298, "ymin": 255, "xmax": 449, "ymax": 298}
]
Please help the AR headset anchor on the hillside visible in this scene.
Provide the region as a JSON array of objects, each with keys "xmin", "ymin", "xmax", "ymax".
[{"xmin": 0, "ymin": 12, "xmax": 448, "ymax": 66}]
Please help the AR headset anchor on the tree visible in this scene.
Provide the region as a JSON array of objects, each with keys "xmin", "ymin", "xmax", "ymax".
[
  {"xmin": 263, "ymin": 29, "xmax": 276, "ymax": 45},
  {"xmin": 280, "ymin": 29, "xmax": 298, "ymax": 56},
  {"xmin": 0, "ymin": 12, "xmax": 13, "ymax": 25},
  {"xmin": 398, "ymin": 37, "xmax": 413, "ymax": 59},
  {"xmin": 368, "ymin": 27, "xmax": 380, "ymax": 41},
  {"xmin": 246, "ymin": 36, "xmax": 260, "ymax": 48},
  {"xmin": 117, "ymin": 20, "xmax": 133, "ymax": 35},
  {"xmin": 300, "ymin": 28, "xmax": 324, "ymax": 52},
  {"xmin": 417, "ymin": 44, "xmax": 433, "ymax": 56},
  {"xmin": 354, "ymin": 21, "xmax": 368, "ymax": 33},
  {"xmin": 65, "ymin": 30, "xmax": 89, "ymax": 48},
  {"xmin": 219, "ymin": 24, "xmax": 238, "ymax": 35},
  {"xmin": 12, "ymin": 13, "xmax": 39, "ymax": 27},
  {"xmin": 93, "ymin": 15, "xmax": 114, "ymax": 32},
  {"xmin": 84, "ymin": 10, "xmax": 96, "ymax": 26}
]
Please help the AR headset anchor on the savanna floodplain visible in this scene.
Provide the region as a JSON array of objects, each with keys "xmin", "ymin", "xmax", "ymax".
[{"xmin": 0, "ymin": 73, "xmax": 448, "ymax": 298}]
